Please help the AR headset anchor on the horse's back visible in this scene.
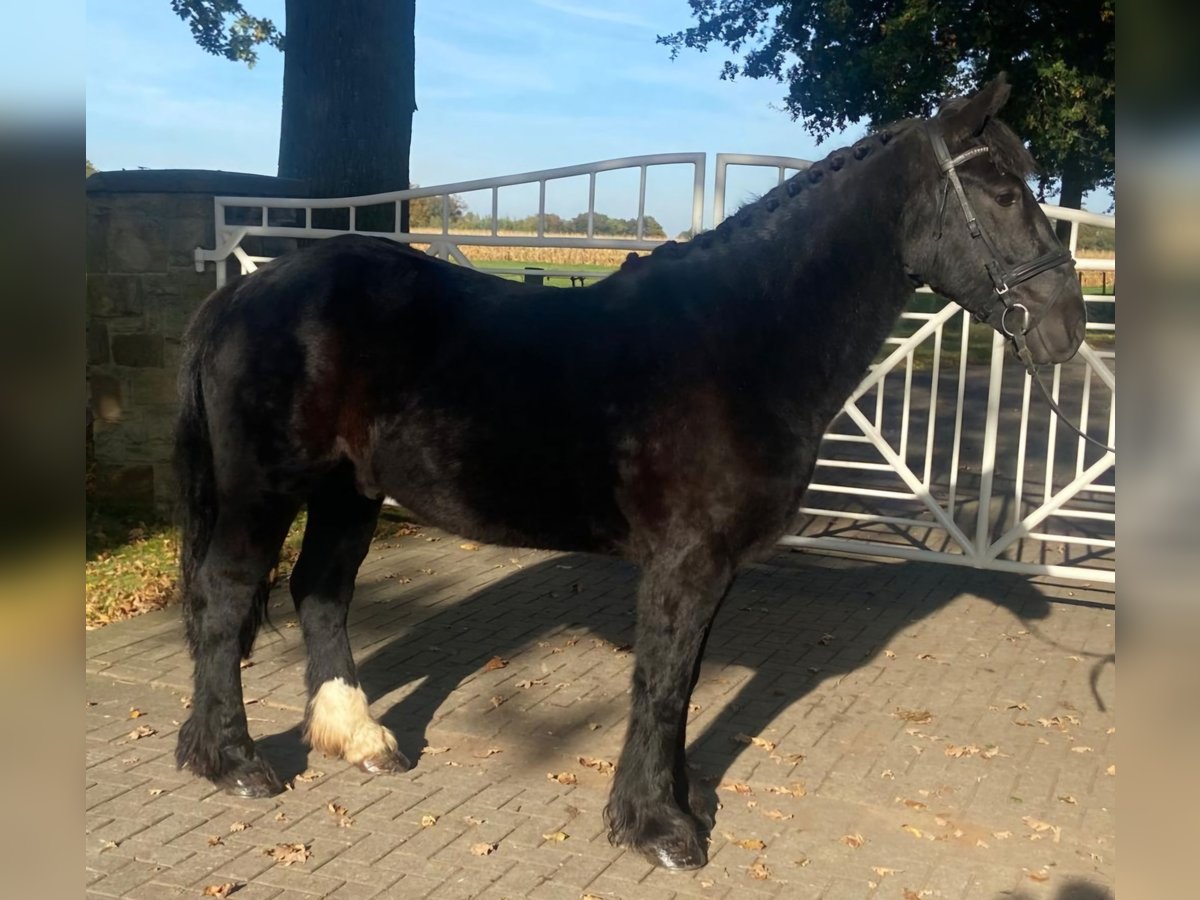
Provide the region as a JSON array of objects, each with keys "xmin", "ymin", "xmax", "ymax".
[{"xmin": 187, "ymin": 234, "xmax": 634, "ymax": 551}]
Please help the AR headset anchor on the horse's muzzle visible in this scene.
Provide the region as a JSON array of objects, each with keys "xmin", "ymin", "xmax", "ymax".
[{"xmin": 1021, "ymin": 274, "xmax": 1088, "ymax": 365}]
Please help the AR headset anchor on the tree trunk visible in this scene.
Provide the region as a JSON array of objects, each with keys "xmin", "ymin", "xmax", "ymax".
[
  {"xmin": 278, "ymin": 0, "xmax": 416, "ymax": 232},
  {"xmin": 1053, "ymin": 158, "xmax": 1086, "ymax": 246}
]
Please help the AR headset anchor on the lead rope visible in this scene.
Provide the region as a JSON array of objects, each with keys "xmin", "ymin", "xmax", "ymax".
[{"xmin": 1011, "ymin": 330, "xmax": 1116, "ymax": 454}]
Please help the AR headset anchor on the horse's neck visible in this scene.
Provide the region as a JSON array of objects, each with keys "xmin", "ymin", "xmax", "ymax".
[{"xmin": 701, "ymin": 146, "xmax": 917, "ymax": 405}]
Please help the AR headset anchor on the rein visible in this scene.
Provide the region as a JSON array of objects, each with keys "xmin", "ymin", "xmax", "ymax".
[{"xmin": 925, "ymin": 125, "xmax": 1115, "ymax": 455}]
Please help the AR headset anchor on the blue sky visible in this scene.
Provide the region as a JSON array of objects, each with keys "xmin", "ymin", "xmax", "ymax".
[{"xmin": 85, "ymin": 0, "xmax": 1111, "ymax": 237}]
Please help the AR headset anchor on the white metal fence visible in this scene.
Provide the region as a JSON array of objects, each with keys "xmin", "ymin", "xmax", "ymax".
[{"xmin": 194, "ymin": 153, "xmax": 1115, "ymax": 582}]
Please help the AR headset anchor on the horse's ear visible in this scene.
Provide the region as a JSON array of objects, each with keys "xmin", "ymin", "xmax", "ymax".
[{"xmin": 938, "ymin": 73, "xmax": 1011, "ymax": 141}]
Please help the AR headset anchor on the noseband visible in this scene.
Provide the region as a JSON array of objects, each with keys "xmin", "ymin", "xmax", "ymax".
[{"xmin": 926, "ymin": 125, "xmax": 1113, "ymax": 454}]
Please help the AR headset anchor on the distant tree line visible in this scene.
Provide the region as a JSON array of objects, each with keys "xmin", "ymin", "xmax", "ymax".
[{"xmin": 408, "ymin": 189, "xmax": 665, "ymax": 237}]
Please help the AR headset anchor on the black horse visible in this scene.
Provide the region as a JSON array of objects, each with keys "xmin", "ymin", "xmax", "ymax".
[{"xmin": 174, "ymin": 76, "xmax": 1086, "ymax": 869}]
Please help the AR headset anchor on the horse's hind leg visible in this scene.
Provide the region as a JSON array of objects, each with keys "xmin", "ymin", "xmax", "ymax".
[
  {"xmin": 605, "ymin": 544, "xmax": 734, "ymax": 870},
  {"xmin": 176, "ymin": 495, "xmax": 297, "ymax": 796},
  {"xmin": 291, "ymin": 467, "xmax": 409, "ymax": 774}
]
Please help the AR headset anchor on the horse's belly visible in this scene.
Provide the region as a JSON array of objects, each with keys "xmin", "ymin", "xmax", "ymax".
[{"xmin": 373, "ymin": 433, "xmax": 627, "ymax": 555}]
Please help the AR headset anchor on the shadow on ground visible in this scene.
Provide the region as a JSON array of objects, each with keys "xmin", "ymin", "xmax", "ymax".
[{"xmin": 256, "ymin": 546, "xmax": 1112, "ymax": 829}]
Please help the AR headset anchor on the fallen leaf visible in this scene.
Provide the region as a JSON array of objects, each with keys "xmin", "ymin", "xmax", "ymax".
[
  {"xmin": 894, "ymin": 708, "xmax": 933, "ymax": 724},
  {"xmin": 1037, "ymin": 714, "xmax": 1080, "ymax": 731},
  {"xmin": 768, "ymin": 750, "xmax": 806, "ymax": 765},
  {"xmin": 484, "ymin": 656, "xmax": 507, "ymax": 671},
  {"xmin": 463, "ymin": 815, "xmax": 486, "ymax": 826},
  {"xmin": 327, "ymin": 802, "xmax": 353, "ymax": 827},
  {"xmin": 903, "ymin": 890, "xmax": 923, "ymax": 900},
  {"xmin": 515, "ymin": 678, "xmax": 547, "ymax": 689},
  {"xmin": 884, "ymin": 650, "xmax": 897, "ymax": 659},
  {"xmin": 818, "ymin": 633, "xmax": 834, "ymax": 645},
  {"xmin": 459, "ymin": 542, "xmax": 480, "ymax": 551},
  {"xmin": 126, "ymin": 725, "xmax": 156, "ymax": 741},
  {"xmin": 872, "ymin": 866, "xmax": 900, "ymax": 877},
  {"xmin": 202, "ymin": 884, "xmax": 236, "ymax": 898},
  {"xmin": 764, "ymin": 809, "xmax": 794, "ymax": 821},
  {"xmin": 473, "ymin": 747, "xmax": 503, "ymax": 758},
  {"xmin": 265, "ymin": 842, "xmax": 311, "ymax": 866},
  {"xmin": 420, "ymin": 814, "xmax": 438, "ymax": 828},
  {"xmin": 735, "ymin": 733, "xmax": 778, "ymax": 752},
  {"xmin": 840, "ymin": 833, "xmax": 865, "ymax": 848},
  {"xmin": 1058, "ymin": 794, "xmax": 1077, "ymax": 805},
  {"xmin": 1107, "ymin": 764, "xmax": 1116, "ymax": 776},
  {"xmin": 748, "ymin": 859, "xmax": 771, "ymax": 880},
  {"xmin": 976, "ymin": 838, "xmax": 990, "ymax": 848},
  {"xmin": 730, "ymin": 836, "xmax": 767, "ymax": 850},
  {"xmin": 901, "ymin": 824, "xmax": 924, "ymax": 838},
  {"xmin": 542, "ymin": 831, "xmax": 569, "ymax": 842},
  {"xmin": 489, "ymin": 696, "xmax": 506, "ymax": 709},
  {"xmin": 273, "ymin": 812, "xmax": 287, "ymax": 822},
  {"xmin": 577, "ymin": 756, "xmax": 615, "ymax": 776},
  {"xmin": 720, "ymin": 781, "xmax": 753, "ymax": 795},
  {"xmin": 547, "ymin": 771, "xmax": 577, "ymax": 785},
  {"xmin": 917, "ymin": 652, "xmax": 936, "ymax": 660},
  {"xmin": 993, "ymin": 830, "xmax": 1012, "ymax": 839},
  {"xmin": 1071, "ymin": 745, "xmax": 1094, "ymax": 753},
  {"xmin": 128, "ymin": 708, "xmax": 144, "ymax": 719},
  {"xmin": 766, "ymin": 782, "xmax": 806, "ymax": 797},
  {"xmin": 239, "ymin": 659, "xmax": 254, "ymax": 669},
  {"xmin": 1022, "ymin": 815, "xmax": 1062, "ymax": 843},
  {"xmin": 293, "ymin": 768, "xmax": 323, "ymax": 783},
  {"xmin": 588, "ymin": 722, "xmax": 602, "ymax": 730},
  {"xmin": 206, "ymin": 835, "xmax": 223, "ymax": 847},
  {"xmin": 1028, "ymin": 870, "xmax": 1051, "ymax": 883},
  {"xmin": 423, "ymin": 746, "xmax": 451, "ymax": 755},
  {"xmin": 470, "ymin": 842, "xmax": 497, "ymax": 856},
  {"xmin": 148, "ymin": 788, "xmax": 164, "ymax": 796},
  {"xmin": 881, "ymin": 769, "xmax": 895, "ymax": 779}
]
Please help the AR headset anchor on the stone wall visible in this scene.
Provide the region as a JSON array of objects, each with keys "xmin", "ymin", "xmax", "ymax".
[{"xmin": 86, "ymin": 170, "xmax": 306, "ymax": 512}]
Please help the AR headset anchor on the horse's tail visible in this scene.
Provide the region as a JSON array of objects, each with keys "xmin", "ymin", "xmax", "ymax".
[{"xmin": 174, "ymin": 310, "xmax": 218, "ymax": 656}]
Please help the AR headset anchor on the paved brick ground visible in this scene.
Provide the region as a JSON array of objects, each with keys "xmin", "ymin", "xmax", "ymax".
[{"xmin": 86, "ymin": 526, "xmax": 1115, "ymax": 900}]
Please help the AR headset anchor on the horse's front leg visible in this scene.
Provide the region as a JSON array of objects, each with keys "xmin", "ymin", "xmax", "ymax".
[
  {"xmin": 605, "ymin": 546, "xmax": 734, "ymax": 869},
  {"xmin": 292, "ymin": 476, "xmax": 409, "ymax": 774}
]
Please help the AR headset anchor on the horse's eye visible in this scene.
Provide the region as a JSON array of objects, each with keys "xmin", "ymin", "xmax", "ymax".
[{"xmin": 995, "ymin": 191, "xmax": 1017, "ymax": 208}]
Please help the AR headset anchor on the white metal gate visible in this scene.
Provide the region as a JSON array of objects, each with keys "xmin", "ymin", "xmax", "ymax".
[{"xmin": 195, "ymin": 153, "xmax": 1115, "ymax": 583}]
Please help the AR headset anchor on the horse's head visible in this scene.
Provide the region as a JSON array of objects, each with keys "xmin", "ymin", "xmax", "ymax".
[{"xmin": 901, "ymin": 74, "xmax": 1087, "ymax": 365}]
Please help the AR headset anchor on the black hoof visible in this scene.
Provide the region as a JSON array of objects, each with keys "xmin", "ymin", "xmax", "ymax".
[
  {"xmin": 358, "ymin": 748, "xmax": 411, "ymax": 775},
  {"xmin": 608, "ymin": 808, "xmax": 709, "ymax": 870},
  {"xmin": 215, "ymin": 760, "xmax": 284, "ymax": 797},
  {"xmin": 638, "ymin": 831, "xmax": 708, "ymax": 870}
]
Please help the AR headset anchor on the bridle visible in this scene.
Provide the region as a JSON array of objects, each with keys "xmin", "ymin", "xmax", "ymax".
[{"xmin": 926, "ymin": 124, "xmax": 1114, "ymax": 454}]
